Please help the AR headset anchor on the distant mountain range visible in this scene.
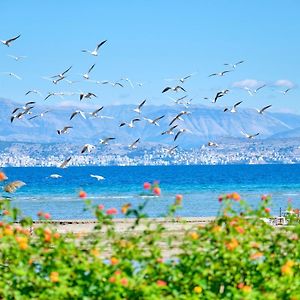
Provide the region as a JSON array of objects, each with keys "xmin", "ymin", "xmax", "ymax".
[{"xmin": 1, "ymin": 97, "xmax": 300, "ymax": 148}]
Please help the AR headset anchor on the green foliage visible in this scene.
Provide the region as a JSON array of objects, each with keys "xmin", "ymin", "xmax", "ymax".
[{"xmin": 0, "ymin": 189, "xmax": 300, "ymax": 299}]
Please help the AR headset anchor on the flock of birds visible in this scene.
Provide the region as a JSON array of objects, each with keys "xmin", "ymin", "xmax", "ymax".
[{"xmin": 1, "ymin": 34, "xmax": 296, "ymax": 169}]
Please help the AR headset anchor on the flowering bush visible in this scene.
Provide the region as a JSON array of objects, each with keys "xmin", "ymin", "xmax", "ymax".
[{"xmin": 0, "ymin": 177, "xmax": 300, "ymax": 299}]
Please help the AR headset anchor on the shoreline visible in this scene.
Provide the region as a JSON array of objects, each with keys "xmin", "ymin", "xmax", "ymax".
[{"xmin": 27, "ymin": 217, "xmax": 216, "ymax": 234}]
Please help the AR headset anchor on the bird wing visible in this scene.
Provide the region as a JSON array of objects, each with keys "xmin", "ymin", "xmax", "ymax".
[
  {"xmin": 132, "ymin": 118, "xmax": 141, "ymax": 123},
  {"xmin": 12, "ymin": 108, "xmax": 20, "ymax": 114},
  {"xmin": 175, "ymin": 86, "xmax": 186, "ymax": 92},
  {"xmin": 260, "ymin": 105, "xmax": 272, "ymax": 113},
  {"xmin": 153, "ymin": 115, "xmax": 165, "ymax": 123},
  {"xmin": 6, "ymin": 34, "xmax": 21, "ymax": 44},
  {"xmin": 174, "ymin": 131, "xmax": 182, "ymax": 141},
  {"xmin": 255, "ymin": 84, "xmax": 266, "ymax": 92},
  {"xmin": 169, "ymin": 116, "xmax": 178, "ymax": 126},
  {"xmin": 88, "ymin": 64, "xmax": 95, "ymax": 74},
  {"xmin": 59, "ymin": 157, "xmax": 71, "ymax": 168},
  {"xmin": 93, "ymin": 107, "xmax": 104, "ymax": 114},
  {"xmin": 29, "ymin": 115, "xmax": 38, "ymax": 120},
  {"xmin": 251, "ymin": 133, "xmax": 260, "ymax": 138},
  {"xmin": 162, "ymin": 87, "xmax": 171, "ymax": 93},
  {"xmin": 96, "ymin": 40, "xmax": 107, "ymax": 51},
  {"xmin": 138, "ymin": 99, "xmax": 146, "ymax": 109},
  {"xmin": 70, "ymin": 112, "xmax": 78, "ymax": 120},
  {"xmin": 130, "ymin": 138, "xmax": 140, "ymax": 147},
  {"xmin": 3, "ymin": 180, "xmax": 26, "ymax": 193},
  {"xmin": 25, "ymin": 101, "xmax": 36, "ymax": 106},
  {"xmin": 208, "ymin": 73, "xmax": 217, "ymax": 77},
  {"xmin": 235, "ymin": 60, "xmax": 244, "ymax": 65},
  {"xmin": 62, "ymin": 66, "xmax": 72, "ymax": 76},
  {"xmin": 234, "ymin": 101, "xmax": 243, "ymax": 108}
]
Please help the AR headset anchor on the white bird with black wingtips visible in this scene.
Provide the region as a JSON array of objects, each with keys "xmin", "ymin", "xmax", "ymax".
[
  {"xmin": 1, "ymin": 34, "xmax": 21, "ymax": 47},
  {"xmin": 82, "ymin": 40, "xmax": 107, "ymax": 56},
  {"xmin": 224, "ymin": 101, "xmax": 243, "ymax": 113}
]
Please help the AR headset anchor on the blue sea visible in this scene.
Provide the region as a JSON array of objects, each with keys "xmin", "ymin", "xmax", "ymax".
[{"xmin": 2, "ymin": 165, "xmax": 300, "ymax": 220}]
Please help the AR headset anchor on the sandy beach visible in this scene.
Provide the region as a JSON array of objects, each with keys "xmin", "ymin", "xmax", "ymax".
[{"xmin": 30, "ymin": 217, "xmax": 216, "ymax": 234}]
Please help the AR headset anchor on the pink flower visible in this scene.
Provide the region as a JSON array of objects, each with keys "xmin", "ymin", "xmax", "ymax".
[
  {"xmin": 98, "ymin": 204, "xmax": 104, "ymax": 210},
  {"xmin": 153, "ymin": 187, "xmax": 161, "ymax": 196},
  {"xmin": 106, "ymin": 208, "xmax": 118, "ymax": 215},
  {"xmin": 143, "ymin": 182, "xmax": 151, "ymax": 190},
  {"xmin": 44, "ymin": 213, "xmax": 51, "ymax": 219}
]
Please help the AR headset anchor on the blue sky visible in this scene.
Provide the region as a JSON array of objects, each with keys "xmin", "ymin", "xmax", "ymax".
[{"xmin": 1, "ymin": 0, "xmax": 299, "ymax": 112}]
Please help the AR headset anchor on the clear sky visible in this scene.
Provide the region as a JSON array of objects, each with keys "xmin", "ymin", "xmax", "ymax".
[{"xmin": 1, "ymin": 0, "xmax": 299, "ymax": 112}]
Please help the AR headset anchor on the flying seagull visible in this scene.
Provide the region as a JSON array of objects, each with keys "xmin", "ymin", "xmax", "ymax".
[
  {"xmin": 207, "ymin": 141, "xmax": 219, "ymax": 147},
  {"xmin": 2, "ymin": 72, "xmax": 22, "ymax": 80},
  {"xmin": 162, "ymin": 86, "xmax": 186, "ymax": 93},
  {"xmin": 82, "ymin": 63, "xmax": 95, "ymax": 80},
  {"xmin": 99, "ymin": 137, "xmax": 116, "ymax": 145},
  {"xmin": 51, "ymin": 66, "xmax": 72, "ymax": 79},
  {"xmin": 25, "ymin": 90, "xmax": 43, "ymax": 97},
  {"xmin": 256, "ymin": 105, "xmax": 272, "ymax": 114},
  {"xmin": 165, "ymin": 73, "xmax": 196, "ymax": 84},
  {"xmin": 143, "ymin": 115, "xmax": 165, "ymax": 126},
  {"xmin": 120, "ymin": 78, "xmax": 134, "ymax": 88},
  {"xmin": 90, "ymin": 174, "xmax": 105, "ymax": 180},
  {"xmin": 224, "ymin": 101, "xmax": 243, "ymax": 113},
  {"xmin": 280, "ymin": 88, "xmax": 293, "ymax": 95},
  {"xmin": 161, "ymin": 125, "xmax": 178, "ymax": 135},
  {"xmin": 57, "ymin": 126, "xmax": 73, "ymax": 135},
  {"xmin": 82, "ymin": 40, "xmax": 107, "ymax": 56},
  {"xmin": 119, "ymin": 118, "xmax": 141, "ymax": 128},
  {"xmin": 174, "ymin": 129, "xmax": 189, "ymax": 141},
  {"xmin": 133, "ymin": 99, "xmax": 146, "ymax": 114},
  {"xmin": 29, "ymin": 110, "xmax": 50, "ymax": 120},
  {"xmin": 241, "ymin": 131, "xmax": 260, "ymax": 139},
  {"xmin": 1, "ymin": 34, "xmax": 21, "ymax": 47},
  {"xmin": 224, "ymin": 60, "xmax": 244, "ymax": 69},
  {"xmin": 7, "ymin": 54, "xmax": 27, "ymax": 61},
  {"xmin": 70, "ymin": 110, "xmax": 86, "ymax": 120},
  {"xmin": 169, "ymin": 95, "xmax": 188, "ymax": 105},
  {"xmin": 209, "ymin": 70, "xmax": 232, "ymax": 77},
  {"xmin": 89, "ymin": 107, "xmax": 104, "ymax": 117},
  {"xmin": 128, "ymin": 138, "xmax": 140, "ymax": 149},
  {"xmin": 12, "ymin": 102, "xmax": 35, "ymax": 114},
  {"xmin": 166, "ymin": 145, "xmax": 178, "ymax": 154},
  {"xmin": 80, "ymin": 92, "xmax": 97, "ymax": 101},
  {"xmin": 169, "ymin": 111, "xmax": 190, "ymax": 126},
  {"xmin": 244, "ymin": 84, "xmax": 266, "ymax": 96},
  {"xmin": 100, "ymin": 80, "xmax": 124, "ymax": 87},
  {"xmin": 81, "ymin": 144, "xmax": 96, "ymax": 154},
  {"xmin": 59, "ymin": 157, "xmax": 72, "ymax": 168},
  {"xmin": 213, "ymin": 89, "xmax": 229, "ymax": 103}
]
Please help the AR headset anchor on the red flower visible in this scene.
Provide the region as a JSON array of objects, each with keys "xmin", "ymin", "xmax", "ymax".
[
  {"xmin": 153, "ymin": 187, "xmax": 161, "ymax": 196},
  {"xmin": 79, "ymin": 190, "xmax": 87, "ymax": 198},
  {"xmin": 265, "ymin": 207, "xmax": 271, "ymax": 213},
  {"xmin": 261, "ymin": 195, "xmax": 268, "ymax": 201},
  {"xmin": 175, "ymin": 194, "xmax": 183, "ymax": 205},
  {"xmin": 156, "ymin": 280, "xmax": 167, "ymax": 287},
  {"xmin": 143, "ymin": 182, "xmax": 151, "ymax": 190},
  {"xmin": 106, "ymin": 208, "xmax": 118, "ymax": 215},
  {"xmin": 120, "ymin": 278, "xmax": 128, "ymax": 286},
  {"xmin": 0, "ymin": 171, "xmax": 7, "ymax": 181},
  {"xmin": 98, "ymin": 204, "xmax": 104, "ymax": 210},
  {"xmin": 37, "ymin": 211, "xmax": 43, "ymax": 217},
  {"xmin": 44, "ymin": 213, "xmax": 51, "ymax": 220}
]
